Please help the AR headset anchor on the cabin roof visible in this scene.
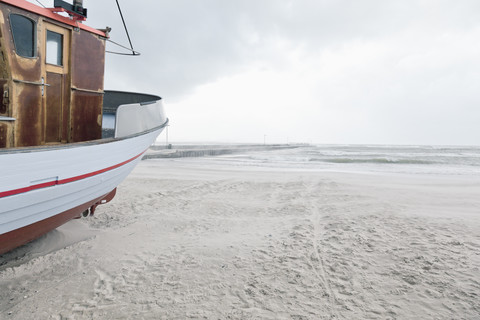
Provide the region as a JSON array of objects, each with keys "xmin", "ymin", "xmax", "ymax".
[{"xmin": 1, "ymin": 0, "xmax": 107, "ymax": 38}]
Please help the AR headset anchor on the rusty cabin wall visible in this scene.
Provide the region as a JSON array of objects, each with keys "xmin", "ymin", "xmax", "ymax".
[
  {"xmin": 0, "ymin": 5, "xmax": 43, "ymax": 148},
  {"xmin": 0, "ymin": 3, "xmax": 106, "ymax": 148},
  {"xmin": 0, "ymin": 9, "xmax": 10, "ymax": 148},
  {"xmin": 70, "ymin": 29, "xmax": 105, "ymax": 143}
]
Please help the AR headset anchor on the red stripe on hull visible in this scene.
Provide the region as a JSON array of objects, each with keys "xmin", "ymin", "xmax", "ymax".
[
  {"xmin": 0, "ymin": 189, "xmax": 116, "ymax": 255},
  {"xmin": 0, "ymin": 150, "xmax": 146, "ymax": 199}
]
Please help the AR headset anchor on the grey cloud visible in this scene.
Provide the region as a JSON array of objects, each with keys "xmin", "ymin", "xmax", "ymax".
[{"xmin": 29, "ymin": 0, "xmax": 480, "ymax": 144}]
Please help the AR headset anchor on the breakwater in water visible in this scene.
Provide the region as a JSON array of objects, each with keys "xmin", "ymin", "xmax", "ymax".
[{"xmin": 143, "ymin": 144, "xmax": 305, "ymax": 159}]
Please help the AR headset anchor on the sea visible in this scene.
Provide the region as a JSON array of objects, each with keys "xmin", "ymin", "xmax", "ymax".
[{"xmin": 206, "ymin": 144, "xmax": 480, "ymax": 176}]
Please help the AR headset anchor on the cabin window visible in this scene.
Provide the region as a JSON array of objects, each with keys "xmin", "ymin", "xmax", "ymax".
[
  {"xmin": 46, "ymin": 31, "xmax": 63, "ymax": 66},
  {"xmin": 10, "ymin": 14, "xmax": 36, "ymax": 58}
]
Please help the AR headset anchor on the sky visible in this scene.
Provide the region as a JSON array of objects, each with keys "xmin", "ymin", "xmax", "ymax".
[{"xmin": 30, "ymin": 0, "xmax": 480, "ymax": 145}]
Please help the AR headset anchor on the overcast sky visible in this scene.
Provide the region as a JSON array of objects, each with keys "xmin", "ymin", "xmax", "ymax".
[{"xmin": 33, "ymin": 0, "xmax": 480, "ymax": 145}]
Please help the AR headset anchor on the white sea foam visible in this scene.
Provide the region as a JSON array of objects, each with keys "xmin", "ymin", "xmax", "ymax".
[{"xmin": 206, "ymin": 144, "xmax": 480, "ymax": 175}]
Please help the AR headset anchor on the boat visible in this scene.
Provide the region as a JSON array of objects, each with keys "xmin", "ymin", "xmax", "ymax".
[{"xmin": 0, "ymin": 0, "xmax": 168, "ymax": 254}]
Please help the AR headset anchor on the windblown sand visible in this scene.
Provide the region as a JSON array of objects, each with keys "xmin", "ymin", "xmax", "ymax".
[{"xmin": 1, "ymin": 158, "xmax": 479, "ymax": 319}]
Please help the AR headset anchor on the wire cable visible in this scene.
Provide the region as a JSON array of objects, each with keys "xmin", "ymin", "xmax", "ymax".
[
  {"xmin": 35, "ymin": 0, "xmax": 46, "ymax": 8},
  {"xmin": 33, "ymin": 0, "xmax": 140, "ymax": 55},
  {"xmin": 113, "ymin": 0, "xmax": 140, "ymax": 56},
  {"xmin": 106, "ymin": 38, "xmax": 141, "ymax": 56}
]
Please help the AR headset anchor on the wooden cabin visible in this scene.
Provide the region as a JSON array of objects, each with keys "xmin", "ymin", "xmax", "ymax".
[{"xmin": 0, "ymin": 0, "xmax": 108, "ymax": 148}]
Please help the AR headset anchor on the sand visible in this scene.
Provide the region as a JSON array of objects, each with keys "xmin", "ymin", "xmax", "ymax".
[{"xmin": 1, "ymin": 157, "xmax": 480, "ymax": 319}]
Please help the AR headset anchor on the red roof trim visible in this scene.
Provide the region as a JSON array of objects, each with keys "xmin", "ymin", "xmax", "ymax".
[
  {"xmin": 0, "ymin": 0, "xmax": 107, "ymax": 37},
  {"xmin": 0, "ymin": 149, "xmax": 146, "ymax": 198}
]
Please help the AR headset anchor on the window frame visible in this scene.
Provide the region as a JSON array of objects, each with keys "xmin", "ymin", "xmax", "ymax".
[
  {"xmin": 46, "ymin": 30, "xmax": 64, "ymax": 66},
  {"xmin": 9, "ymin": 13, "xmax": 37, "ymax": 58}
]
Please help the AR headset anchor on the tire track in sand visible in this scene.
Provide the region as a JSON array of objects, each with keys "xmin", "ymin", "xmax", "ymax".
[{"xmin": 304, "ymin": 180, "xmax": 339, "ymax": 318}]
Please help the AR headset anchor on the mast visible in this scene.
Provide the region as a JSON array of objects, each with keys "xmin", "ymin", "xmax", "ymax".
[{"xmin": 72, "ymin": 0, "xmax": 84, "ymax": 15}]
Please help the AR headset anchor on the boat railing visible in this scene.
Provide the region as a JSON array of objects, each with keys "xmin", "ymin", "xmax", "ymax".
[{"xmin": 102, "ymin": 90, "xmax": 165, "ymax": 139}]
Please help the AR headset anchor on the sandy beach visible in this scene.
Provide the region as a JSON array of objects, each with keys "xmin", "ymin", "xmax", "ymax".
[{"xmin": 1, "ymin": 155, "xmax": 480, "ymax": 319}]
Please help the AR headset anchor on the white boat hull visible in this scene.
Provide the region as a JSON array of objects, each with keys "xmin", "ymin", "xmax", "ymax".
[{"xmin": 0, "ymin": 98, "xmax": 168, "ymax": 254}]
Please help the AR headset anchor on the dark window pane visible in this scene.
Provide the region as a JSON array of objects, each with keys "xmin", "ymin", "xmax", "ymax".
[
  {"xmin": 46, "ymin": 31, "xmax": 63, "ymax": 66},
  {"xmin": 10, "ymin": 14, "xmax": 35, "ymax": 58}
]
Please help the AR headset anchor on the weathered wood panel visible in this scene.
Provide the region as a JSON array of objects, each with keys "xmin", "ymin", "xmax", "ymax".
[
  {"xmin": 13, "ymin": 83, "xmax": 43, "ymax": 147},
  {"xmin": 1, "ymin": 5, "xmax": 44, "ymax": 147},
  {"xmin": 5, "ymin": 7, "xmax": 42, "ymax": 82},
  {"xmin": 71, "ymin": 30, "xmax": 105, "ymax": 91},
  {"xmin": 0, "ymin": 3, "xmax": 106, "ymax": 147},
  {"xmin": 0, "ymin": 80, "xmax": 8, "ymax": 115},
  {"xmin": 0, "ymin": 122, "xmax": 7, "ymax": 148},
  {"xmin": 69, "ymin": 28, "xmax": 105, "ymax": 142},
  {"xmin": 61, "ymin": 73, "xmax": 70, "ymax": 142},
  {"xmin": 70, "ymin": 90, "xmax": 102, "ymax": 142},
  {"xmin": 45, "ymin": 72, "xmax": 62, "ymax": 142}
]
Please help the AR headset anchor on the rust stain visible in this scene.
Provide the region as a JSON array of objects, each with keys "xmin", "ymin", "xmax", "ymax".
[
  {"xmin": 13, "ymin": 84, "xmax": 43, "ymax": 147},
  {"xmin": 45, "ymin": 72, "xmax": 62, "ymax": 142},
  {"xmin": 0, "ymin": 3, "xmax": 106, "ymax": 148},
  {"xmin": 71, "ymin": 30, "xmax": 105, "ymax": 92},
  {"xmin": 10, "ymin": 56, "xmax": 41, "ymax": 81},
  {"xmin": 71, "ymin": 90, "xmax": 102, "ymax": 142},
  {"xmin": 61, "ymin": 72, "xmax": 70, "ymax": 142},
  {"xmin": 0, "ymin": 80, "xmax": 7, "ymax": 114},
  {"xmin": 0, "ymin": 122, "xmax": 7, "ymax": 148},
  {"xmin": 2, "ymin": 6, "xmax": 42, "ymax": 82}
]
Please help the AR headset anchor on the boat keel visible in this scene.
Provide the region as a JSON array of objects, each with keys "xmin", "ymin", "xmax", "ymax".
[
  {"xmin": 89, "ymin": 188, "xmax": 116, "ymax": 216},
  {"xmin": 0, "ymin": 188, "xmax": 117, "ymax": 255}
]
